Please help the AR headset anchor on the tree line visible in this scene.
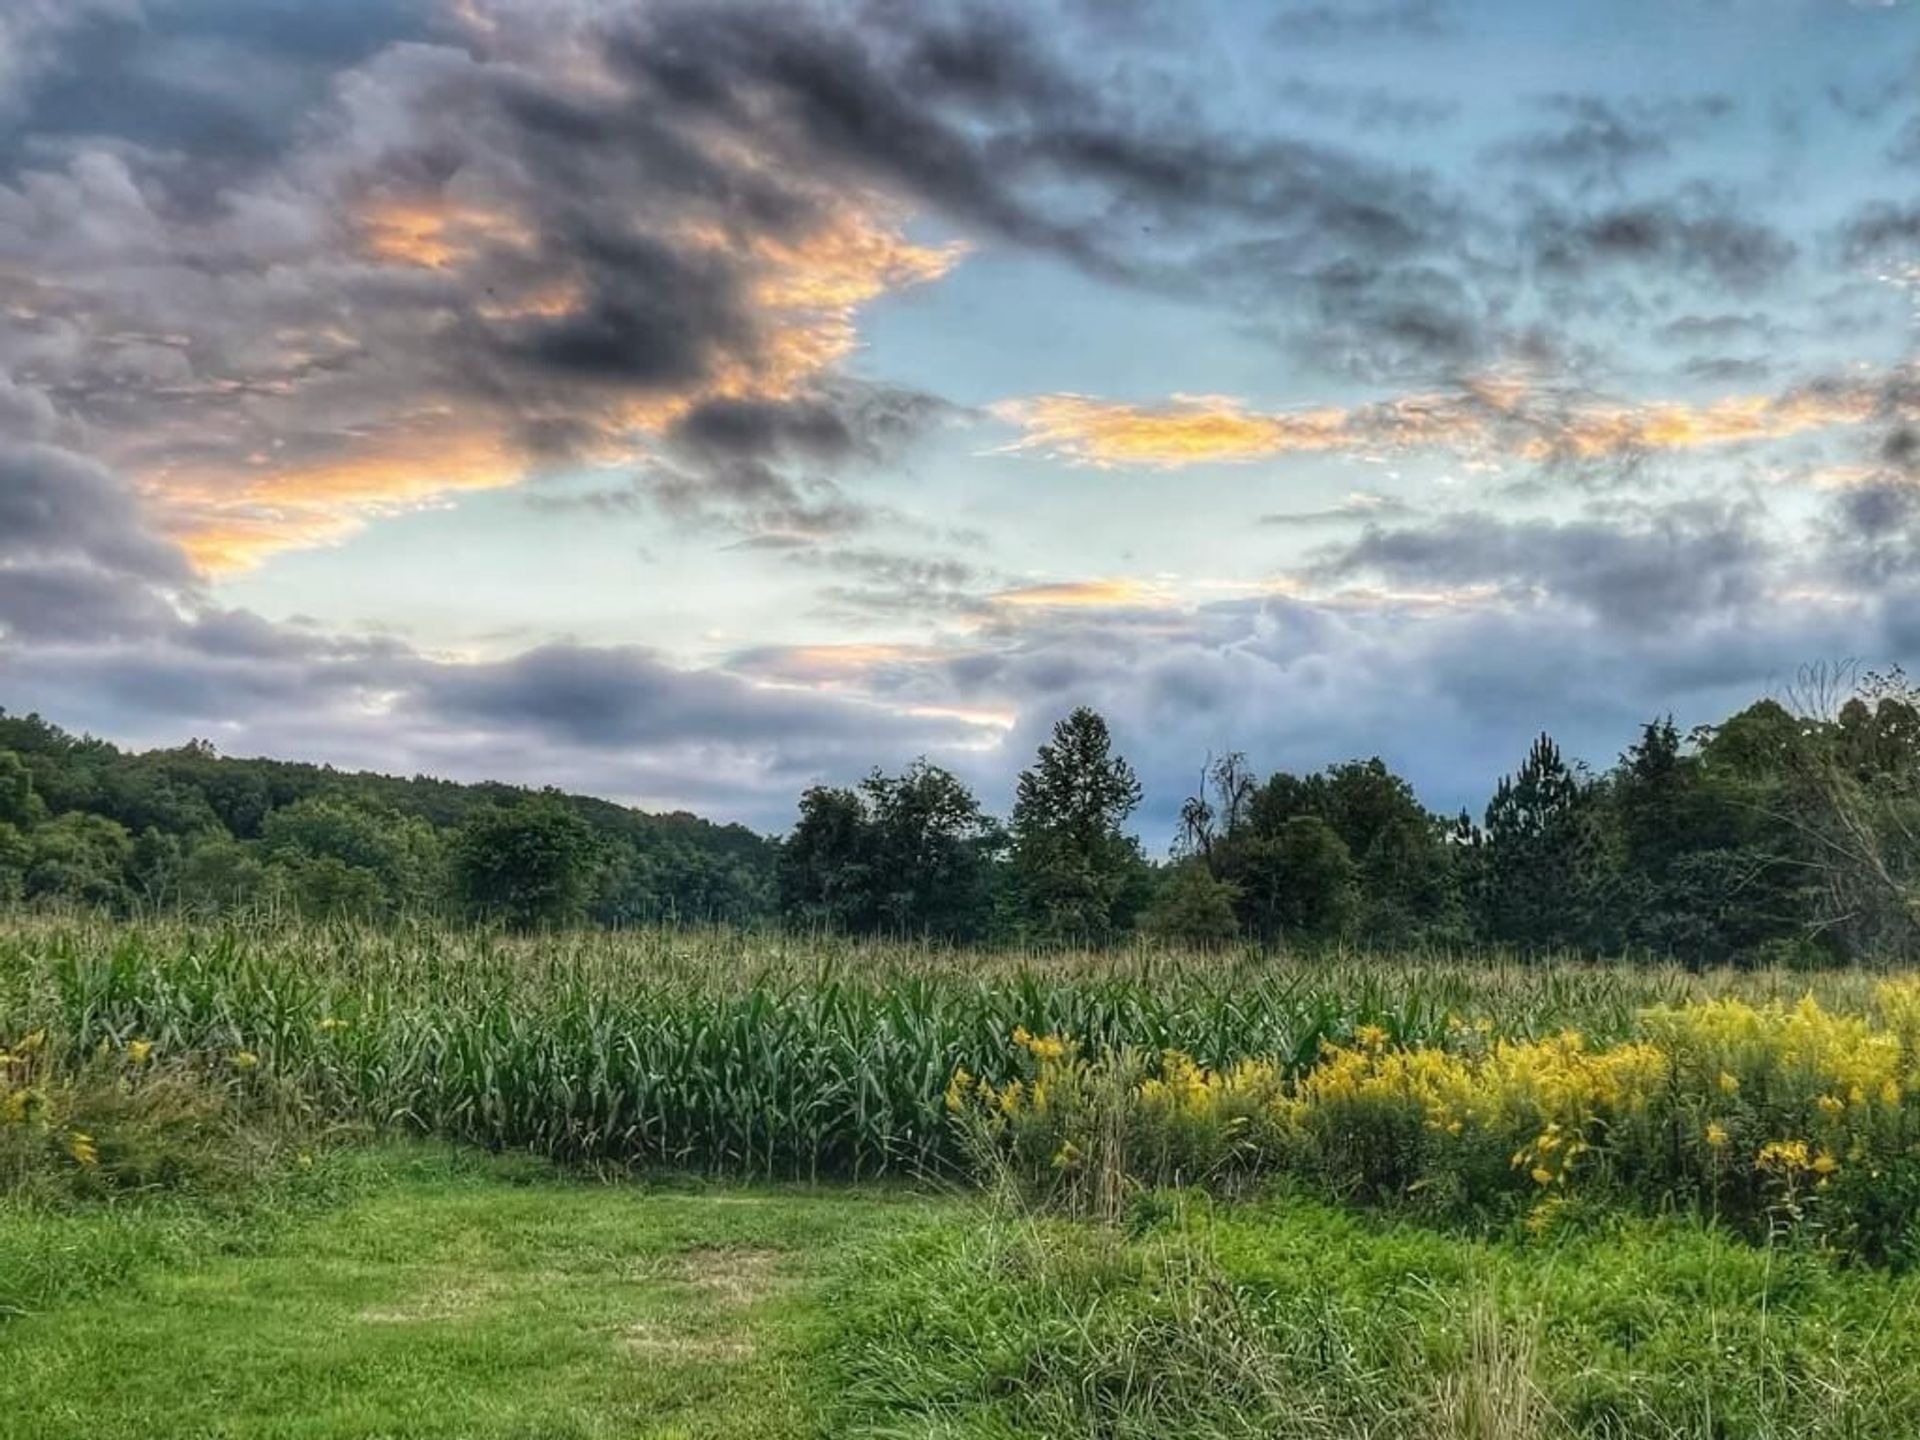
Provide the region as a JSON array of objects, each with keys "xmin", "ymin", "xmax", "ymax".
[
  {"xmin": 780, "ymin": 673, "xmax": 1920, "ymax": 966},
  {"xmin": 4, "ymin": 667, "xmax": 1919, "ymax": 963}
]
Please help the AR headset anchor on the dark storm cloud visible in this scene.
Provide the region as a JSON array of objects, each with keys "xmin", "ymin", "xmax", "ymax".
[
  {"xmin": 668, "ymin": 386, "xmax": 955, "ymax": 472},
  {"xmin": 1311, "ymin": 503, "xmax": 1773, "ymax": 629},
  {"xmin": 407, "ymin": 642, "xmax": 968, "ymax": 755},
  {"xmin": 0, "ymin": 0, "xmax": 442, "ymax": 190},
  {"xmin": 0, "ymin": 444, "xmax": 191, "ymax": 583},
  {"xmin": 597, "ymin": 0, "xmax": 1468, "ymax": 294},
  {"xmin": 1838, "ymin": 202, "xmax": 1920, "ymax": 261},
  {"xmin": 1527, "ymin": 194, "xmax": 1797, "ymax": 294}
]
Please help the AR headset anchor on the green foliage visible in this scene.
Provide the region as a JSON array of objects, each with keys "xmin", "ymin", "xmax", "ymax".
[
  {"xmin": 0, "ymin": 748, "xmax": 42, "ymax": 828},
  {"xmin": 25, "ymin": 812, "xmax": 135, "ymax": 908},
  {"xmin": 452, "ymin": 800, "xmax": 596, "ymax": 929},
  {"xmin": 0, "ymin": 707, "xmax": 776, "ymax": 925},
  {"xmin": 778, "ymin": 761, "xmax": 1000, "ymax": 939},
  {"xmin": 1008, "ymin": 707, "xmax": 1149, "ymax": 943},
  {"xmin": 1141, "ymin": 859, "xmax": 1242, "ymax": 947},
  {"xmin": 1480, "ymin": 733, "xmax": 1598, "ymax": 950}
]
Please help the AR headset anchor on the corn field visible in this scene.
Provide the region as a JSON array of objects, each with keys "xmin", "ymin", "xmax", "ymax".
[{"xmin": 0, "ymin": 914, "xmax": 1902, "ymax": 1180}]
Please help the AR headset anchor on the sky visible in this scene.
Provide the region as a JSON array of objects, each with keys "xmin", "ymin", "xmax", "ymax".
[{"xmin": 1, "ymin": 0, "xmax": 1918, "ymax": 841}]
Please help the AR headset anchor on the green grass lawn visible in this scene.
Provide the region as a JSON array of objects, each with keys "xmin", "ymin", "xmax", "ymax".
[
  {"xmin": 7, "ymin": 1147, "xmax": 1920, "ymax": 1439},
  {"xmin": 0, "ymin": 1149, "xmax": 952, "ymax": 1440}
]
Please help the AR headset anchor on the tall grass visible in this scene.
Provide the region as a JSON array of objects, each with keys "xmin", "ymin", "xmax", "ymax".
[{"xmin": 0, "ymin": 914, "xmax": 1905, "ymax": 1182}]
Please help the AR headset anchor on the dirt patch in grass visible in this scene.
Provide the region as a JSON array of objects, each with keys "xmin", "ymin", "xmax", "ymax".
[
  {"xmin": 672, "ymin": 1246, "xmax": 792, "ymax": 1306},
  {"xmin": 619, "ymin": 1320, "xmax": 757, "ymax": 1362},
  {"xmin": 358, "ymin": 1270, "xmax": 509, "ymax": 1324}
]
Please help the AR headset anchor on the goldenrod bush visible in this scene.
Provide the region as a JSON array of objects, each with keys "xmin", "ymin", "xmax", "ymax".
[
  {"xmin": 952, "ymin": 989, "xmax": 1920, "ymax": 1260},
  {"xmin": 1, "ymin": 1025, "xmax": 300, "ymax": 1202}
]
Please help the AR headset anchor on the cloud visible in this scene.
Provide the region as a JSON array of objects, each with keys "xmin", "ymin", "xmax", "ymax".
[
  {"xmin": 1261, "ymin": 493, "xmax": 1420, "ymax": 526},
  {"xmin": 1267, "ymin": 0, "xmax": 1453, "ymax": 44},
  {"xmin": 994, "ymin": 393, "xmax": 1351, "ymax": 468},
  {"xmin": 1487, "ymin": 94, "xmax": 1733, "ymax": 191},
  {"xmin": 993, "ymin": 372, "xmax": 1898, "ymax": 471},
  {"xmin": 1526, "ymin": 193, "xmax": 1797, "ymax": 293},
  {"xmin": 1308, "ymin": 503, "xmax": 1773, "ymax": 630},
  {"xmin": 0, "ymin": 5, "xmax": 973, "ymax": 572},
  {"xmin": 987, "ymin": 579, "xmax": 1175, "ymax": 610}
]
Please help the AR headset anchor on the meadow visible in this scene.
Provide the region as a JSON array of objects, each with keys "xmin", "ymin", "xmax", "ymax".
[{"xmin": 5, "ymin": 916, "xmax": 1920, "ymax": 1437}]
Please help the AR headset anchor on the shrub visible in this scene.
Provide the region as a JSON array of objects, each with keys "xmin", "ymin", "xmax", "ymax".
[{"xmin": 949, "ymin": 991, "xmax": 1920, "ymax": 1261}]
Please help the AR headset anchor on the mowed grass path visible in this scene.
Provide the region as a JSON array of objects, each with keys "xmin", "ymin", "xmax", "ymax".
[{"xmin": 3, "ymin": 1156, "xmax": 950, "ymax": 1440}]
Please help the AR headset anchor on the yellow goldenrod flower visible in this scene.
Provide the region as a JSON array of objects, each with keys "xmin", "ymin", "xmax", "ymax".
[
  {"xmin": 1812, "ymin": 1152, "xmax": 1839, "ymax": 1176},
  {"xmin": 1717, "ymin": 1071, "xmax": 1740, "ymax": 1095},
  {"xmin": 67, "ymin": 1130, "xmax": 98, "ymax": 1167},
  {"xmin": 127, "ymin": 1039, "xmax": 153, "ymax": 1066},
  {"xmin": 1706, "ymin": 1122, "xmax": 1729, "ymax": 1149},
  {"xmin": 1530, "ymin": 1166, "xmax": 1554, "ymax": 1186},
  {"xmin": 2, "ymin": 1087, "xmax": 41, "ymax": 1125},
  {"xmin": 1354, "ymin": 1024, "xmax": 1389, "ymax": 1052},
  {"xmin": 1817, "ymin": 1094, "xmax": 1845, "ymax": 1117},
  {"xmin": 1757, "ymin": 1139, "xmax": 1811, "ymax": 1174}
]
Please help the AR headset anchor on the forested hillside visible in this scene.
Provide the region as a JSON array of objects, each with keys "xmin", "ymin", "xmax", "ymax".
[{"xmin": 0, "ymin": 709, "xmax": 776, "ymax": 925}]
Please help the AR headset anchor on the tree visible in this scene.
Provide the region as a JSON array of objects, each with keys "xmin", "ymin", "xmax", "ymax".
[
  {"xmin": 0, "ymin": 822, "xmax": 28, "ymax": 902},
  {"xmin": 1231, "ymin": 814, "xmax": 1358, "ymax": 946},
  {"xmin": 262, "ymin": 795, "xmax": 443, "ymax": 918},
  {"xmin": 1141, "ymin": 858, "xmax": 1242, "ymax": 947},
  {"xmin": 0, "ymin": 750, "xmax": 40, "ymax": 829},
  {"xmin": 1480, "ymin": 734, "xmax": 1599, "ymax": 951},
  {"xmin": 176, "ymin": 834, "xmax": 269, "ymax": 914},
  {"xmin": 1008, "ymin": 708, "xmax": 1148, "ymax": 942},
  {"xmin": 859, "ymin": 762, "xmax": 1000, "ymax": 940},
  {"xmin": 778, "ymin": 763, "xmax": 1000, "ymax": 939},
  {"xmin": 1314, "ymin": 760, "xmax": 1458, "ymax": 945},
  {"xmin": 453, "ymin": 801, "xmax": 596, "ymax": 929},
  {"xmin": 779, "ymin": 785, "xmax": 873, "ymax": 931},
  {"xmin": 25, "ymin": 812, "xmax": 134, "ymax": 909}
]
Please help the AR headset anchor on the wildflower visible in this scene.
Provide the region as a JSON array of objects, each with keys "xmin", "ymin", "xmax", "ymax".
[
  {"xmin": 1757, "ymin": 1139, "xmax": 1811, "ymax": 1174},
  {"xmin": 1717, "ymin": 1071, "xmax": 1740, "ymax": 1096},
  {"xmin": 1884, "ymin": 1080, "xmax": 1903, "ymax": 1107},
  {"xmin": 1817, "ymin": 1094, "xmax": 1845, "ymax": 1118},
  {"xmin": 1051, "ymin": 1141, "xmax": 1082, "ymax": 1170},
  {"xmin": 997, "ymin": 1080, "xmax": 1024, "ymax": 1116},
  {"xmin": 1530, "ymin": 1166, "xmax": 1554, "ymax": 1186},
  {"xmin": 127, "ymin": 1039, "xmax": 153, "ymax": 1066},
  {"xmin": 318, "ymin": 1017, "xmax": 349, "ymax": 1034},
  {"xmin": 1705, "ymin": 1122, "xmax": 1729, "ymax": 1149},
  {"xmin": 296, "ymin": 1150, "xmax": 314, "ymax": 1170},
  {"xmin": 2, "ymin": 1087, "xmax": 42, "ymax": 1125},
  {"xmin": 67, "ymin": 1130, "xmax": 98, "ymax": 1167},
  {"xmin": 1812, "ymin": 1152, "xmax": 1839, "ymax": 1176},
  {"xmin": 232, "ymin": 1050, "xmax": 260, "ymax": 1072},
  {"xmin": 1010, "ymin": 1026, "xmax": 1068, "ymax": 1062},
  {"xmin": 1354, "ymin": 1024, "xmax": 1389, "ymax": 1052},
  {"xmin": 944, "ymin": 1067, "xmax": 974, "ymax": 1114}
]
